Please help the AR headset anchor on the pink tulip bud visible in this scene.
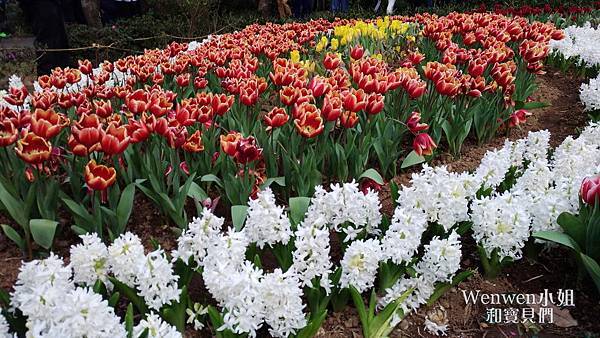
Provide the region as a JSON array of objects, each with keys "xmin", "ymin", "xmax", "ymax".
[{"xmin": 580, "ymin": 175, "xmax": 600, "ymax": 205}]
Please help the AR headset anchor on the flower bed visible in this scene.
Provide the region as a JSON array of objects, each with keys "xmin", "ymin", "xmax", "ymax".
[
  {"xmin": 0, "ymin": 13, "xmax": 565, "ymax": 252},
  {"xmin": 1, "ymin": 121, "xmax": 598, "ymax": 337}
]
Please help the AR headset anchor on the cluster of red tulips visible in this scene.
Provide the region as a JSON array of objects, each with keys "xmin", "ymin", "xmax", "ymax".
[{"xmin": 0, "ymin": 12, "xmax": 564, "ymax": 245}]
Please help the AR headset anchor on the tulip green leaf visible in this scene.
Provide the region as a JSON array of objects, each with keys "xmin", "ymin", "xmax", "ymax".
[
  {"xmin": 581, "ymin": 253, "xmax": 600, "ymax": 292},
  {"xmin": 187, "ymin": 182, "xmax": 208, "ymax": 202},
  {"xmin": 261, "ymin": 176, "xmax": 286, "ymax": 189},
  {"xmin": 359, "ymin": 168, "xmax": 384, "ymax": 185},
  {"xmin": 0, "ymin": 181, "xmax": 27, "ymax": 228},
  {"xmin": 400, "ymin": 150, "xmax": 425, "ymax": 169},
  {"xmin": 231, "ymin": 205, "xmax": 248, "ymax": 231},
  {"xmin": 533, "ymin": 231, "xmax": 581, "ymax": 252},
  {"xmin": 116, "ymin": 183, "xmax": 136, "ymax": 235},
  {"xmin": 201, "ymin": 174, "xmax": 224, "ymax": 188},
  {"xmin": 29, "ymin": 219, "xmax": 58, "ymax": 250},
  {"xmin": 1, "ymin": 224, "xmax": 25, "ymax": 251}
]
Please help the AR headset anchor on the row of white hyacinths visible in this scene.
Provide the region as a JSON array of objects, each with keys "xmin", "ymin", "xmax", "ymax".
[
  {"xmin": 580, "ymin": 74, "xmax": 600, "ymax": 116},
  {"xmin": 549, "ymin": 23, "xmax": 600, "ymax": 69},
  {"xmin": 2, "ymin": 122, "xmax": 600, "ymax": 338},
  {"xmin": 547, "ymin": 23, "xmax": 600, "ymax": 118}
]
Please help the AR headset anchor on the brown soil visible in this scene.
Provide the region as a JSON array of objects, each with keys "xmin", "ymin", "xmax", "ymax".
[{"xmin": 0, "ymin": 69, "xmax": 595, "ymax": 337}]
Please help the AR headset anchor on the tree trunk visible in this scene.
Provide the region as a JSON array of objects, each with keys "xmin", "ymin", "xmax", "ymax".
[{"xmin": 80, "ymin": 0, "xmax": 102, "ymax": 28}]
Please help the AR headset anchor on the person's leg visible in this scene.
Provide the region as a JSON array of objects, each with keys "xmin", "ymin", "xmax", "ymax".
[
  {"xmin": 341, "ymin": 0, "xmax": 348, "ymax": 12},
  {"xmin": 293, "ymin": 0, "xmax": 302, "ymax": 17},
  {"xmin": 386, "ymin": 0, "xmax": 394, "ymax": 14}
]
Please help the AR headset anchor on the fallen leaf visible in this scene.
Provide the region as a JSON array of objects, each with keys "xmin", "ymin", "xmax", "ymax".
[{"xmin": 528, "ymin": 303, "xmax": 578, "ymax": 328}]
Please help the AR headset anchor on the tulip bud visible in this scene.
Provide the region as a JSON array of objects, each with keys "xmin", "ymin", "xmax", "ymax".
[
  {"xmin": 350, "ymin": 44, "xmax": 365, "ymax": 60},
  {"xmin": 581, "ymin": 176, "xmax": 600, "ymax": 205},
  {"xmin": 412, "ymin": 133, "xmax": 437, "ymax": 156},
  {"xmin": 406, "ymin": 111, "xmax": 429, "ymax": 133}
]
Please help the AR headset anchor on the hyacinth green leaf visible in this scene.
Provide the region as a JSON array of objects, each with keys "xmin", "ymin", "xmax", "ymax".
[
  {"xmin": 108, "ymin": 292, "xmax": 120, "ymax": 308},
  {"xmin": 29, "ymin": 219, "xmax": 58, "ymax": 250},
  {"xmin": 349, "ymin": 286, "xmax": 369, "ymax": 336},
  {"xmin": 109, "ymin": 277, "xmax": 147, "ymax": 314},
  {"xmin": 400, "ymin": 150, "xmax": 425, "ymax": 169},
  {"xmin": 296, "ymin": 308, "xmax": 327, "ymax": 338},
  {"xmin": 359, "ymin": 168, "xmax": 384, "ymax": 185},
  {"xmin": 289, "ymin": 197, "xmax": 310, "ymax": 226},
  {"xmin": 125, "ymin": 303, "xmax": 134, "ymax": 338},
  {"xmin": 427, "ymin": 270, "xmax": 474, "ymax": 306},
  {"xmin": 231, "ymin": 205, "xmax": 248, "ymax": 231}
]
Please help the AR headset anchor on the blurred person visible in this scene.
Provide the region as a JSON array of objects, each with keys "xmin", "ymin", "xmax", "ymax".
[
  {"xmin": 293, "ymin": 0, "xmax": 312, "ymax": 18},
  {"xmin": 331, "ymin": 0, "xmax": 348, "ymax": 13},
  {"xmin": 100, "ymin": 0, "xmax": 139, "ymax": 24},
  {"xmin": 18, "ymin": 0, "xmax": 70, "ymax": 75}
]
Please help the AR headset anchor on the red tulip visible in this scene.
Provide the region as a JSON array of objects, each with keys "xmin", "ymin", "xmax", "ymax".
[
  {"xmin": 264, "ymin": 107, "xmax": 289, "ymax": 131},
  {"xmin": 405, "ymin": 80, "xmax": 427, "ymax": 99},
  {"xmin": 93, "ymin": 99, "xmax": 113, "ymax": 118},
  {"xmin": 78, "ymin": 59, "xmax": 93, "ymax": 75},
  {"xmin": 350, "ymin": 44, "xmax": 365, "ymax": 60},
  {"xmin": 580, "ymin": 175, "xmax": 600, "ymax": 205},
  {"xmin": 340, "ymin": 111, "xmax": 359, "ymax": 128},
  {"xmin": 179, "ymin": 161, "xmax": 190, "ymax": 175},
  {"xmin": 342, "ymin": 89, "xmax": 367, "ymax": 112},
  {"xmin": 360, "ymin": 177, "xmax": 382, "ymax": 194},
  {"xmin": 194, "ymin": 76, "xmax": 208, "ymax": 89},
  {"xmin": 308, "ymin": 76, "xmax": 331, "ymax": 98},
  {"xmin": 509, "ymin": 109, "xmax": 531, "ymax": 127},
  {"xmin": 0, "ymin": 120, "xmax": 18, "ymax": 147},
  {"xmin": 211, "ymin": 94, "xmax": 234, "ymax": 116},
  {"xmin": 406, "ymin": 111, "xmax": 429, "ymax": 133},
  {"xmin": 407, "ymin": 51, "xmax": 425, "ymax": 65},
  {"xmin": 30, "ymin": 91, "xmax": 57, "ymax": 110},
  {"xmin": 279, "ymin": 86, "xmax": 299, "ymax": 106},
  {"xmin": 126, "ymin": 118, "xmax": 151, "ymax": 144},
  {"xmin": 101, "ymin": 122, "xmax": 130, "ymax": 155},
  {"xmin": 30, "ymin": 108, "xmax": 69, "ymax": 139},
  {"xmin": 165, "ymin": 126, "xmax": 188, "ymax": 149},
  {"xmin": 15, "ymin": 132, "xmax": 52, "ymax": 164},
  {"xmin": 294, "ymin": 108, "xmax": 324, "ymax": 138},
  {"xmin": 176, "ymin": 73, "xmax": 191, "ymax": 87},
  {"xmin": 365, "ymin": 93, "xmax": 385, "ymax": 115},
  {"xmin": 84, "ymin": 160, "xmax": 116, "ymax": 191},
  {"xmin": 69, "ymin": 114, "xmax": 103, "ymax": 156},
  {"xmin": 126, "ymin": 89, "xmax": 149, "ymax": 115},
  {"xmin": 323, "ymin": 52, "xmax": 341, "ymax": 70},
  {"xmin": 413, "ymin": 133, "xmax": 437, "ymax": 156},
  {"xmin": 468, "ymin": 58, "xmax": 487, "ymax": 78},
  {"xmin": 235, "ymin": 136, "xmax": 263, "ymax": 164},
  {"xmin": 321, "ymin": 93, "xmax": 343, "ymax": 122},
  {"xmin": 183, "ymin": 130, "xmax": 205, "ymax": 153},
  {"xmin": 3, "ymin": 86, "xmax": 28, "ymax": 106},
  {"xmin": 220, "ymin": 131, "xmax": 242, "ymax": 156}
]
